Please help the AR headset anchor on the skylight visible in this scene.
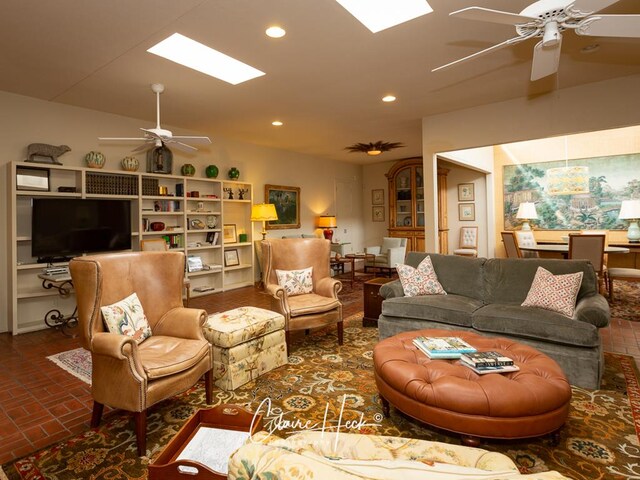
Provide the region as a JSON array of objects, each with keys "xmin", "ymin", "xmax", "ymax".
[
  {"xmin": 147, "ymin": 33, "xmax": 265, "ymax": 85},
  {"xmin": 335, "ymin": 0, "xmax": 432, "ymax": 33}
]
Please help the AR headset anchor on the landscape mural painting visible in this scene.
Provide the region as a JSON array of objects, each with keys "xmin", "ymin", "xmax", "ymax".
[{"xmin": 503, "ymin": 154, "xmax": 640, "ymax": 230}]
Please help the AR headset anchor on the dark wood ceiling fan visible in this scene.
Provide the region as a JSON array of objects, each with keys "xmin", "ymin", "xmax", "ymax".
[{"xmin": 345, "ymin": 141, "xmax": 405, "ymax": 156}]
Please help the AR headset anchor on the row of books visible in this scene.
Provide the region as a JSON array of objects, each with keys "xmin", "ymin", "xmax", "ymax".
[{"xmin": 412, "ymin": 336, "xmax": 520, "ymax": 375}]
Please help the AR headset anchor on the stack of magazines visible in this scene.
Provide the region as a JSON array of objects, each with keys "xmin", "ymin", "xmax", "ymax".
[
  {"xmin": 412, "ymin": 336, "xmax": 477, "ymax": 359},
  {"xmin": 459, "ymin": 351, "xmax": 520, "ymax": 375}
]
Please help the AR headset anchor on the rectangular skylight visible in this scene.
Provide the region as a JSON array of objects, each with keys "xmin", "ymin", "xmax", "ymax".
[
  {"xmin": 147, "ymin": 33, "xmax": 265, "ymax": 85},
  {"xmin": 335, "ymin": 0, "xmax": 432, "ymax": 33}
]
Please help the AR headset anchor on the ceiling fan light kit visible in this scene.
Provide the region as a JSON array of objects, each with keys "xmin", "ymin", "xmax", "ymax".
[
  {"xmin": 345, "ymin": 141, "xmax": 405, "ymax": 156},
  {"xmin": 433, "ymin": 0, "xmax": 640, "ymax": 82}
]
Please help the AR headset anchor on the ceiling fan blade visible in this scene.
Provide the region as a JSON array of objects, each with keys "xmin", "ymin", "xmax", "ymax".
[
  {"xmin": 531, "ymin": 36, "xmax": 562, "ymax": 81},
  {"xmin": 450, "ymin": 7, "xmax": 538, "ymax": 26},
  {"xmin": 432, "ymin": 34, "xmax": 534, "ymax": 73},
  {"xmin": 171, "ymin": 135, "xmax": 212, "ymax": 145},
  {"xmin": 131, "ymin": 143, "xmax": 154, "ymax": 153},
  {"xmin": 98, "ymin": 137, "xmax": 148, "ymax": 141},
  {"xmin": 567, "ymin": 0, "xmax": 620, "ymax": 15},
  {"xmin": 166, "ymin": 140, "xmax": 198, "ymax": 152},
  {"xmin": 577, "ymin": 14, "xmax": 640, "ymax": 37}
]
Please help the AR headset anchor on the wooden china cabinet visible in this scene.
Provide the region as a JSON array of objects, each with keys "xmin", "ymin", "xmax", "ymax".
[{"xmin": 386, "ymin": 158, "xmax": 426, "ymax": 252}]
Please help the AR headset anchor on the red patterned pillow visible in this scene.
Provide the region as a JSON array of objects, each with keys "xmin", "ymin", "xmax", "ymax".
[
  {"xmin": 521, "ymin": 267, "xmax": 583, "ymax": 317},
  {"xmin": 396, "ymin": 256, "xmax": 447, "ymax": 297}
]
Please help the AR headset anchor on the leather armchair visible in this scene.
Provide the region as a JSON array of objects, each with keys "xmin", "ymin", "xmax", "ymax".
[
  {"xmin": 69, "ymin": 251, "xmax": 212, "ymax": 456},
  {"xmin": 262, "ymin": 238, "xmax": 343, "ymax": 352},
  {"xmin": 364, "ymin": 237, "xmax": 407, "ymax": 272}
]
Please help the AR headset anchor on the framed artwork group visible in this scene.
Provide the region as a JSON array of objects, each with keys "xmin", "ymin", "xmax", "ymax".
[{"xmin": 457, "ymin": 183, "xmax": 475, "ymax": 221}]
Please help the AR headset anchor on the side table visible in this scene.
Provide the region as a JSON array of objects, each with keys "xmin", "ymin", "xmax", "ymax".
[
  {"xmin": 363, "ymin": 277, "xmax": 395, "ymax": 327},
  {"xmin": 37, "ymin": 273, "xmax": 78, "ymax": 336}
]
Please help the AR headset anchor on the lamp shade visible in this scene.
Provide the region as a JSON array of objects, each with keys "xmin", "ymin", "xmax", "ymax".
[
  {"xmin": 250, "ymin": 203, "xmax": 278, "ymax": 222},
  {"xmin": 317, "ymin": 215, "xmax": 337, "ymax": 228},
  {"xmin": 516, "ymin": 202, "xmax": 538, "ymax": 220},
  {"xmin": 619, "ymin": 200, "xmax": 640, "ymax": 220},
  {"xmin": 546, "ymin": 166, "xmax": 590, "ymax": 196}
]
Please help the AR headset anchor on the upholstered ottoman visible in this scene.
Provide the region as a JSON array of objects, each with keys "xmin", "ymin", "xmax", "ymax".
[
  {"xmin": 374, "ymin": 329, "xmax": 572, "ymax": 445},
  {"xmin": 204, "ymin": 307, "xmax": 287, "ymax": 390}
]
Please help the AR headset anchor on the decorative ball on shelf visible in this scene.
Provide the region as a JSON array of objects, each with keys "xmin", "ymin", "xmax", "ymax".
[
  {"xmin": 205, "ymin": 164, "xmax": 219, "ymax": 178},
  {"xmin": 85, "ymin": 151, "xmax": 106, "ymax": 169},
  {"xmin": 121, "ymin": 156, "xmax": 139, "ymax": 172},
  {"xmin": 181, "ymin": 163, "xmax": 196, "ymax": 176},
  {"xmin": 228, "ymin": 167, "xmax": 240, "ymax": 180}
]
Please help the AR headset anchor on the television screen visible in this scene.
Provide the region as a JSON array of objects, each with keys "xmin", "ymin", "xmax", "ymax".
[{"xmin": 32, "ymin": 198, "xmax": 132, "ymax": 261}]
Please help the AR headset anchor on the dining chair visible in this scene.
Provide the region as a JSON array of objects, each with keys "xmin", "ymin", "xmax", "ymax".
[
  {"xmin": 514, "ymin": 231, "xmax": 539, "ymax": 258},
  {"xmin": 501, "ymin": 231, "xmax": 521, "ymax": 258},
  {"xmin": 568, "ymin": 234, "xmax": 606, "ymax": 293},
  {"xmin": 453, "ymin": 226, "xmax": 478, "ymax": 257}
]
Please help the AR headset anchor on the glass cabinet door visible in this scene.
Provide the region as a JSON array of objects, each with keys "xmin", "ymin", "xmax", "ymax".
[
  {"xmin": 395, "ymin": 167, "xmax": 412, "ymax": 227},
  {"xmin": 415, "ymin": 167, "xmax": 424, "ymax": 227}
]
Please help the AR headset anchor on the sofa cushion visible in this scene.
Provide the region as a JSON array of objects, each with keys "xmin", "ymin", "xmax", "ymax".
[
  {"xmin": 483, "ymin": 258, "xmax": 597, "ymax": 305},
  {"xmin": 472, "ymin": 304, "xmax": 600, "ymax": 348},
  {"xmin": 382, "ymin": 294, "xmax": 483, "ymax": 328},
  {"xmin": 521, "ymin": 267, "xmax": 583, "ymax": 317},
  {"xmin": 396, "ymin": 256, "xmax": 446, "ymax": 297}
]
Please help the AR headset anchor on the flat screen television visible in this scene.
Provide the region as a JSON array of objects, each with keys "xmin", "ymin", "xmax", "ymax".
[{"xmin": 32, "ymin": 198, "xmax": 132, "ymax": 262}]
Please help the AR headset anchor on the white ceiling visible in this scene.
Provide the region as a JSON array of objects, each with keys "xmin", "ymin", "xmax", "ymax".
[{"xmin": 1, "ymin": 0, "xmax": 639, "ymax": 164}]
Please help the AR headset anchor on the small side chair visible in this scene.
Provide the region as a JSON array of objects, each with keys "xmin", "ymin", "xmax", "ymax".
[{"xmin": 453, "ymin": 226, "xmax": 478, "ymax": 257}]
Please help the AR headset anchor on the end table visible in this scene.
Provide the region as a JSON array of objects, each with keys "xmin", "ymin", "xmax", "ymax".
[{"xmin": 363, "ymin": 277, "xmax": 395, "ymax": 327}]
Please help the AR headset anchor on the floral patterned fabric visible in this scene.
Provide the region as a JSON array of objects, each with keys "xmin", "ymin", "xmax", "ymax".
[
  {"xmin": 228, "ymin": 431, "xmax": 571, "ymax": 479},
  {"xmin": 100, "ymin": 292, "xmax": 152, "ymax": 343},
  {"xmin": 204, "ymin": 307, "xmax": 285, "ymax": 348},
  {"xmin": 276, "ymin": 267, "xmax": 313, "ymax": 296},
  {"xmin": 522, "ymin": 267, "xmax": 583, "ymax": 317},
  {"xmin": 396, "ymin": 255, "xmax": 447, "ymax": 297}
]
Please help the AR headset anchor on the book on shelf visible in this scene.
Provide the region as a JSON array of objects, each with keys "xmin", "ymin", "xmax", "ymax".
[
  {"xmin": 459, "ymin": 359, "xmax": 520, "ymax": 375},
  {"xmin": 412, "ymin": 336, "xmax": 477, "ymax": 359},
  {"xmin": 460, "ymin": 351, "xmax": 514, "ymax": 367}
]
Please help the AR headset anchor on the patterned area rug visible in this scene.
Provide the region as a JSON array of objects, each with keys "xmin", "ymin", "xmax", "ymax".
[
  {"xmin": 4, "ymin": 313, "xmax": 640, "ymax": 480},
  {"xmin": 610, "ymin": 280, "xmax": 640, "ymax": 321},
  {"xmin": 46, "ymin": 347, "xmax": 91, "ymax": 385}
]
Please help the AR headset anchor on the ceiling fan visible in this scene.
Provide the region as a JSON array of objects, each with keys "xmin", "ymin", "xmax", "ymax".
[
  {"xmin": 99, "ymin": 83, "xmax": 211, "ymax": 152},
  {"xmin": 432, "ymin": 0, "xmax": 640, "ymax": 81},
  {"xmin": 346, "ymin": 141, "xmax": 405, "ymax": 156}
]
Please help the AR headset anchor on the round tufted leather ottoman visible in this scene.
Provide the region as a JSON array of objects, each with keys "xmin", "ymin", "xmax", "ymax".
[{"xmin": 374, "ymin": 329, "xmax": 572, "ymax": 443}]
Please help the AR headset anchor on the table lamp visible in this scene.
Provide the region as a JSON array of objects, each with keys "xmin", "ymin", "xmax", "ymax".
[
  {"xmin": 516, "ymin": 202, "xmax": 538, "ymax": 231},
  {"xmin": 318, "ymin": 215, "xmax": 337, "ymax": 242},
  {"xmin": 250, "ymin": 203, "xmax": 278, "ymax": 240},
  {"xmin": 619, "ymin": 199, "xmax": 640, "ymax": 243}
]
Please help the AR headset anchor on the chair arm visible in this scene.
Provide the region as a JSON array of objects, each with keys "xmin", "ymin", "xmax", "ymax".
[
  {"xmin": 154, "ymin": 307, "xmax": 207, "ymax": 340},
  {"xmin": 91, "ymin": 332, "xmax": 145, "ymax": 379},
  {"xmin": 386, "ymin": 246, "xmax": 406, "ymax": 267},
  {"xmin": 574, "ymin": 294, "xmax": 610, "ymax": 328},
  {"xmin": 379, "ymin": 280, "xmax": 405, "ymax": 299},
  {"xmin": 365, "ymin": 246, "xmax": 381, "ymax": 255},
  {"xmin": 265, "ymin": 283, "xmax": 290, "ymax": 316},
  {"xmin": 315, "ymin": 277, "xmax": 342, "ymax": 298}
]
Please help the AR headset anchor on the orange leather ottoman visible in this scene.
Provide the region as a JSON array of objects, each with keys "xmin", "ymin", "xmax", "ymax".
[{"xmin": 374, "ymin": 329, "xmax": 572, "ymax": 445}]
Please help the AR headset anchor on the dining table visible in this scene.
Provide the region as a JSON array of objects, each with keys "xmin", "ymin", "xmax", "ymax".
[{"xmin": 519, "ymin": 244, "xmax": 630, "ymax": 258}]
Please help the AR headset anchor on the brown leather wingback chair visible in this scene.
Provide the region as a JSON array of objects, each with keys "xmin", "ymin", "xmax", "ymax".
[
  {"xmin": 69, "ymin": 251, "xmax": 212, "ymax": 456},
  {"xmin": 262, "ymin": 238, "xmax": 343, "ymax": 352}
]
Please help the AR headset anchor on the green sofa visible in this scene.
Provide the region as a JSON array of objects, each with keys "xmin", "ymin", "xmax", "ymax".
[{"xmin": 378, "ymin": 252, "xmax": 610, "ymax": 389}]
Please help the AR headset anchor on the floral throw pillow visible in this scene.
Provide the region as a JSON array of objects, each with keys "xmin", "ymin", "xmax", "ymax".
[
  {"xmin": 101, "ymin": 293, "xmax": 152, "ymax": 343},
  {"xmin": 276, "ymin": 267, "xmax": 313, "ymax": 296},
  {"xmin": 396, "ymin": 256, "xmax": 447, "ymax": 297},
  {"xmin": 521, "ymin": 267, "xmax": 583, "ymax": 318}
]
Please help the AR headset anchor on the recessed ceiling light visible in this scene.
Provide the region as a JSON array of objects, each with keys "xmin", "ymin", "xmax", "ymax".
[
  {"xmin": 147, "ymin": 33, "xmax": 265, "ymax": 85},
  {"xmin": 335, "ymin": 0, "xmax": 433, "ymax": 33},
  {"xmin": 272, "ymin": 120, "xmax": 284, "ymax": 126},
  {"xmin": 266, "ymin": 26, "xmax": 286, "ymax": 38},
  {"xmin": 580, "ymin": 44, "xmax": 600, "ymax": 54},
  {"xmin": 382, "ymin": 95, "xmax": 396, "ymax": 102}
]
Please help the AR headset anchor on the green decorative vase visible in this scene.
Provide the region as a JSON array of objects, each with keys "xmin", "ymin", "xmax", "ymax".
[
  {"xmin": 181, "ymin": 164, "xmax": 196, "ymax": 176},
  {"xmin": 85, "ymin": 151, "xmax": 106, "ymax": 169},
  {"xmin": 228, "ymin": 167, "xmax": 240, "ymax": 180},
  {"xmin": 205, "ymin": 164, "xmax": 219, "ymax": 178},
  {"xmin": 121, "ymin": 156, "xmax": 139, "ymax": 172}
]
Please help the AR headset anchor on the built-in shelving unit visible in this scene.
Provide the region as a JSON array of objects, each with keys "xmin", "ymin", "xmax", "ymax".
[{"xmin": 8, "ymin": 161, "xmax": 254, "ymax": 334}]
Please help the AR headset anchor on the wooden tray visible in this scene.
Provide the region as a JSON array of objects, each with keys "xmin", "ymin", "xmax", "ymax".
[{"xmin": 149, "ymin": 404, "xmax": 263, "ymax": 480}]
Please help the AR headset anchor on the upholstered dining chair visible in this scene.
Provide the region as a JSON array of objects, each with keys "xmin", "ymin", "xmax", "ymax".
[
  {"xmin": 262, "ymin": 238, "xmax": 343, "ymax": 352},
  {"xmin": 501, "ymin": 231, "xmax": 522, "ymax": 258},
  {"xmin": 69, "ymin": 251, "xmax": 212, "ymax": 456},
  {"xmin": 453, "ymin": 226, "xmax": 478, "ymax": 257},
  {"xmin": 514, "ymin": 230, "xmax": 539, "ymax": 258},
  {"xmin": 568, "ymin": 233, "xmax": 607, "ymax": 293}
]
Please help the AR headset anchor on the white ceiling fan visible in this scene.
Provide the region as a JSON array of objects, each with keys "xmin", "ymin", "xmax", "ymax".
[
  {"xmin": 99, "ymin": 83, "xmax": 211, "ymax": 152},
  {"xmin": 432, "ymin": 0, "xmax": 640, "ymax": 81}
]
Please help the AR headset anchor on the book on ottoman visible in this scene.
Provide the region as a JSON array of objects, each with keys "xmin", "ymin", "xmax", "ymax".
[{"xmin": 413, "ymin": 336, "xmax": 477, "ymax": 359}]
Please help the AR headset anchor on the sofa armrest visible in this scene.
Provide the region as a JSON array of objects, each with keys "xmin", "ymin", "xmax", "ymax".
[
  {"xmin": 154, "ymin": 307, "xmax": 207, "ymax": 340},
  {"xmin": 365, "ymin": 246, "xmax": 381, "ymax": 255},
  {"xmin": 379, "ymin": 280, "xmax": 405, "ymax": 299},
  {"xmin": 574, "ymin": 294, "xmax": 610, "ymax": 328}
]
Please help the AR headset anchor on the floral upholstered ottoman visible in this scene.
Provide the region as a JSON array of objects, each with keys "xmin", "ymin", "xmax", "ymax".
[{"xmin": 204, "ymin": 306, "xmax": 287, "ymax": 390}]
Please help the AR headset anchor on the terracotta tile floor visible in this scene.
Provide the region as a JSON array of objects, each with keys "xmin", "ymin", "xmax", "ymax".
[{"xmin": 0, "ymin": 284, "xmax": 636, "ymax": 465}]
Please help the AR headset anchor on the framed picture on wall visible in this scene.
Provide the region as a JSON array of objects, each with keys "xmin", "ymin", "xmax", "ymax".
[
  {"xmin": 265, "ymin": 184, "xmax": 301, "ymax": 229},
  {"xmin": 458, "ymin": 183, "xmax": 474, "ymax": 201},
  {"xmin": 459, "ymin": 203, "xmax": 475, "ymax": 221},
  {"xmin": 372, "ymin": 206, "xmax": 385, "ymax": 222},
  {"xmin": 372, "ymin": 189, "xmax": 384, "ymax": 205}
]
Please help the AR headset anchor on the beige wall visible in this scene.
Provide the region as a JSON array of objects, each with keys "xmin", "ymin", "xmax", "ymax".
[
  {"xmin": 361, "ymin": 159, "xmax": 395, "ymax": 249},
  {"xmin": 421, "ymin": 74, "xmax": 640, "ymax": 254},
  {"xmin": 0, "ymin": 91, "xmax": 363, "ymax": 333}
]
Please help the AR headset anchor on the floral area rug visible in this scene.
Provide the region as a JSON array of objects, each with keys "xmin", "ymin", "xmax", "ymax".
[
  {"xmin": 46, "ymin": 347, "xmax": 91, "ymax": 385},
  {"xmin": 4, "ymin": 313, "xmax": 640, "ymax": 480},
  {"xmin": 610, "ymin": 280, "xmax": 640, "ymax": 321}
]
